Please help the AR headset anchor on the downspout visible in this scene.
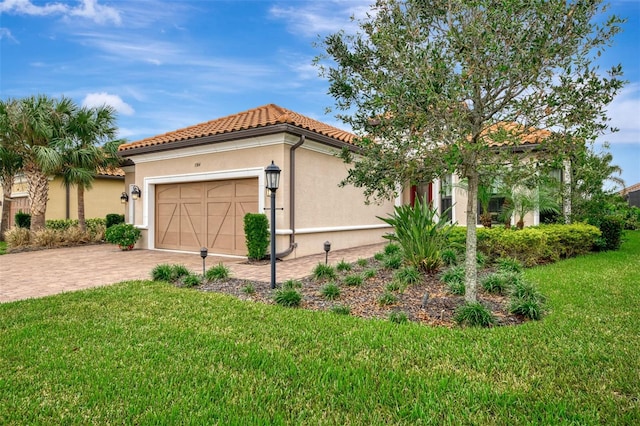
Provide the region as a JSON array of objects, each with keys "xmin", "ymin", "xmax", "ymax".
[
  {"xmin": 65, "ymin": 185, "xmax": 70, "ymax": 219},
  {"xmin": 276, "ymin": 134, "xmax": 305, "ymax": 258}
]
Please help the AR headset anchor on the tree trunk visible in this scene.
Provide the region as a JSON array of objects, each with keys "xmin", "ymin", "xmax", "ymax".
[
  {"xmin": 563, "ymin": 159, "xmax": 572, "ymax": 224},
  {"xmin": 77, "ymin": 185, "xmax": 86, "ymax": 232},
  {"xmin": 0, "ymin": 174, "xmax": 15, "ymax": 241},
  {"xmin": 464, "ymin": 172, "xmax": 479, "ymax": 303},
  {"xmin": 24, "ymin": 163, "xmax": 49, "ymax": 231}
]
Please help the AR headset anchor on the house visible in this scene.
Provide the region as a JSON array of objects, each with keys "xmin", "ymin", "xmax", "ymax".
[
  {"xmin": 621, "ymin": 183, "xmax": 640, "ymax": 208},
  {"xmin": 0, "ymin": 169, "xmax": 126, "ymax": 228},
  {"xmin": 117, "ymin": 104, "xmax": 397, "ymax": 258}
]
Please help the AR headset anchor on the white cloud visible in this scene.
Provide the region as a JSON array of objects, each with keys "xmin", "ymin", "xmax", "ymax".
[
  {"xmin": 82, "ymin": 92, "xmax": 134, "ymax": 116},
  {"xmin": 0, "ymin": 0, "xmax": 121, "ymax": 25},
  {"xmin": 600, "ymin": 83, "xmax": 640, "ymax": 144},
  {"xmin": 0, "ymin": 26, "xmax": 17, "ymax": 42}
]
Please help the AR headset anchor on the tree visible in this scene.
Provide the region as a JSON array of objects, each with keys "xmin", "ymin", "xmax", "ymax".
[
  {"xmin": 56, "ymin": 105, "xmax": 121, "ymax": 232},
  {"xmin": 0, "ymin": 99, "xmax": 24, "ymax": 240},
  {"xmin": 3, "ymin": 95, "xmax": 74, "ymax": 231},
  {"xmin": 317, "ymin": 0, "xmax": 625, "ymax": 302}
]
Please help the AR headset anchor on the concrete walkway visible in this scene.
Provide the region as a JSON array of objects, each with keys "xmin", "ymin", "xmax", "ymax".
[{"xmin": 0, "ymin": 243, "xmax": 385, "ymax": 303}]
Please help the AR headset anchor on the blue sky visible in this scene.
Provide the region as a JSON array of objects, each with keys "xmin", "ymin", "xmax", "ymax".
[{"xmin": 1, "ymin": 0, "xmax": 639, "ymax": 188}]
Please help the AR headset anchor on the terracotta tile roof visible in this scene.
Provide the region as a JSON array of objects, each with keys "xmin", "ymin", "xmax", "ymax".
[
  {"xmin": 621, "ymin": 182, "xmax": 640, "ymax": 195},
  {"xmin": 481, "ymin": 122, "xmax": 551, "ymax": 146},
  {"xmin": 119, "ymin": 104, "xmax": 355, "ymax": 153},
  {"xmin": 97, "ymin": 167, "xmax": 125, "ymax": 177}
]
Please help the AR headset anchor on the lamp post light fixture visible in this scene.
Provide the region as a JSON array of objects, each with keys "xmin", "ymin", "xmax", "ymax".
[
  {"xmin": 324, "ymin": 241, "xmax": 331, "ymax": 265},
  {"xmin": 265, "ymin": 161, "xmax": 281, "ymax": 289},
  {"xmin": 200, "ymin": 247, "xmax": 208, "ymax": 277},
  {"xmin": 120, "ymin": 192, "xmax": 129, "ymax": 204},
  {"xmin": 131, "ymin": 185, "xmax": 142, "ymax": 200}
]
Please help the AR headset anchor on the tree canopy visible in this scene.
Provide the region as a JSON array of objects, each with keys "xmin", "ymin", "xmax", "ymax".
[{"xmin": 317, "ymin": 0, "xmax": 625, "ymax": 301}]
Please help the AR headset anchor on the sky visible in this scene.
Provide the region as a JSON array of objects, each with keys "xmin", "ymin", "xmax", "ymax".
[{"xmin": 1, "ymin": 0, "xmax": 639, "ymax": 189}]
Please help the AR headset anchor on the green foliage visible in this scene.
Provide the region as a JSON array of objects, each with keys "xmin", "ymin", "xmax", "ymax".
[
  {"xmin": 441, "ymin": 265, "xmax": 465, "ymax": 295},
  {"xmin": 282, "ymin": 279, "xmax": 303, "ymax": 290},
  {"xmin": 14, "ymin": 211, "xmax": 30, "ymax": 229},
  {"xmin": 495, "ymin": 257, "xmax": 524, "ymax": 274},
  {"xmin": 336, "ymin": 259, "xmax": 352, "ymax": 272},
  {"xmin": 330, "ymin": 304, "xmax": 351, "ymax": 315},
  {"xmin": 393, "ymin": 266, "xmax": 421, "ymax": 285},
  {"xmin": 0, "ymin": 241, "xmax": 6, "ymax": 255},
  {"xmin": 373, "ymin": 251, "xmax": 385, "ymax": 261},
  {"xmin": 3, "ymin": 226, "xmax": 30, "ymax": 248},
  {"xmin": 596, "ymin": 216, "xmax": 624, "ymax": 251},
  {"xmin": 273, "ymin": 288, "xmax": 302, "ymax": 307},
  {"xmin": 508, "ymin": 279, "xmax": 546, "ymax": 320},
  {"xmin": 106, "ymin": 214, "xmax": 125, "ymax": 228},
  {"xmin": 441, "ymin": 248, "xmax": 458, "ymax": 266},
  {"xmin": 476, "ymin": 252, "xmax": 486, "ymax": 268},
  {"xmin": 312, "ymin": 263, "xmax": 337, "ymax": 281},
  {"xmin": 378, "ymin": 291, "xmax": 399, "ymax": 306},
  {"xmin": 356, "ymin": 258, "xmax": 369, "ymax": 267},
  {"xmin": 172, "ymin": 265, "xmax": 191, "ymax": 280},
  {"xmin": 378, "ymin": 198, "xmax": 453, "ymax": 272},
  {"xmin": 320, "ymin": 282, "xmax": 341, "ymax": 300},
  {"xmin": 151, "ymin": 264, "xmax": 174, "ymax": 282},
  {"xmin": 104, "ymin": 223, "xmax": 141, "ymax": 249},
  {"xmin": 182, "ymin": 274, "xmax": 201, "ymax": 288},
  {"xmin": 454, "ymin": 302, "xmax": 496, "ymax": 327},
  {"xmin": 480, "ymin": 272, "xmax": 518, "ymax": 295},
  {"xmin": 242, "ymin": 283, "xmax": 255, "ymax": 295},
  {"xmin": 382, "ymin": 253, "xmax": 403, "ymax": 270},
  {"xmin": 205, "ymin": 264, "xmax": 230, "ymax": 281},
  {"xmin": 384, "ymin": 243, "xmax": 402, "ymax": 255},
  {"xmin": 385, "ymin": 281, "xmax": 403, "ymax": 292},
  {"xmin": 388, "ymin": 311, "xmax": 409, "ymax": 324},
  {"xmin": 363, "ymin": 268, "xmax": 378, "ymax": 280},
  {"xmin": 343, "ymin": 274, "xmax": 363, "ymax": 287},
  {"xmin": 244, "ymin": 213, "xmax": 269, "ymax": 260},
  {"xmin": 45, "ymin": 219, "xmax": 76, "ymax": 230}
]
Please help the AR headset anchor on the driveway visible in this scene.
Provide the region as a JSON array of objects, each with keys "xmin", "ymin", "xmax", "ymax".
[{"xmin": 0, "ymin": 243, "xmax": 385, "ymax": 303}]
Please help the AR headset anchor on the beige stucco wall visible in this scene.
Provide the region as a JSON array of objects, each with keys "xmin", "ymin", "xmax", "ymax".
[{"xmin": 123, "ymin": 133, "xmax": 396, "ymax": 257}]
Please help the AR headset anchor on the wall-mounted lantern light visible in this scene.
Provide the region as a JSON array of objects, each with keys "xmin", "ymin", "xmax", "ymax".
[
  {"xmin": 324, "ymin": 241, "xmax": 331, "ymax": 265},
  {"xmin": 131, "ymin": 185, "xmax": 142, "ymax": 200},
  {"xmin": 265, "ymin": 161, "xmax": 281, "ymax": 289},
  {"xmin": 120, "ymin": 192, "xmax": 129, "ymax": 204}
]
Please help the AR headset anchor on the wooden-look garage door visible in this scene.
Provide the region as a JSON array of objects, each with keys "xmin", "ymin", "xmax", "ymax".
[{"xmin": 155, "ymin": 179, "xmax": 258, "ymax": 255}]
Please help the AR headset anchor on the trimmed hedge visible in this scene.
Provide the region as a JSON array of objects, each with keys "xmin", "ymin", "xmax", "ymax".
[
  {"xmin": 244, "ymin": 213, "xmax": 269, "ymax": 260},
  {"xmin": 447, "ymin": 223, "xmax": 601, "ymax": 266}
]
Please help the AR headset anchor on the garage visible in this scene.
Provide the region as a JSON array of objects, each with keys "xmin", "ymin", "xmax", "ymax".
[{"xmin": 155, "ymin": 179, "xmax": 258, "ymax": 255}]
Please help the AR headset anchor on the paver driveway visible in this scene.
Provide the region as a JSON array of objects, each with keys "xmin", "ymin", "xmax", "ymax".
[{"xmin": 0, "ymin": 242, "xmax": 385, "ymax": 303}]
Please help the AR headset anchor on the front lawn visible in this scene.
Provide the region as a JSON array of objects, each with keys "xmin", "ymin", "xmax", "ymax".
[
  {"xmin": 1, "ymin": 232, "xmax": 639, "ymax": 424},
  {"xmin": 0, "ymin": 241, "xmax": 6, "ymax": 255}
]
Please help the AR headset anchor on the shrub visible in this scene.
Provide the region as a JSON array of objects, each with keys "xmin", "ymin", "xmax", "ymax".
[
  {"xmin": 597, "ymin": 216, "xmax": 624, "ymax": 251},
  {"xmin": 495, "ymin": 257, "xmax": 523, "ymax": 273},
  {"xmin": 320, "ymin": 282, "xmax": 341, "ymax": 300},
  {"xmin": 373, "ymin": 251, "xmax": 385, "ymax": 261},
  {"xmin": 394, "ymin": 266, "xmax": 421, "ymax": 285},
  {"xmin": 104, "ymin": 223, "xmax": 141, "ymax": 250},
  {"xmin": 31, "ymin": 228, "xmax": 63, "ymax": 248},
  {"xmin": 242, "ymin": 283, "xmax": 256, "ymax": 294},
  {"xmin": 379, "ymin": 198, "xmax": 453, "ymax": 272},
  {"xmin": 4, "ymin": 226, "xmax": 30, "ymax": 249},
  {"xmin": 441, "ymin": 248, "xmax": 458, "ymax": 266},
  {"xmin": 14, "ymin": 211, "xmax": 30, "ymax": 229},
  {"xmin": 274, "ymin": 288, "xmax": 302, "ymax": 307},
  {"xmin": 356, "ymin": 258, "xmax": 368, "ymax": 267},
  {"xmin": 244, "ymin": 213, "xmax": 269, "ymax": 260},
  {"xmin": 476, "ymin": 252, "xmax": 487, "ymax": 267},
  {"xmin": 389, "ymin": 310, "xmax": 409, "ymax": 324},
  {"xmin": 454, "ymin": 302, "xmax": 496, "ymax": 327},
  {"xmin": 480, "ymin": 272, "xmax": 515, "ymax": 294},
  {"xmin": 282, "ymin": 279, "xmax": 303, "ymax": 289},
  {"xmin": 378, "ymin": 291, "xmax": 399, "ymax": 306},
  {"xmin": 343, "ymin": 274, "xmax": 363, "ymax": 287},
  {"xmin": 336, "ymin": 259, "xmax": 352, "ymax": 272},
  {"xmin": 106, "ymin": 214, "xmax": 125, "ymax": 229},
  {"xmin": 385, "ymin": 281, "xmax": 403, "ymax": 292},
  {"xmin": 45, "ymin": 219, "xmax": 76, "ymax": 231},
  {"xmin": 62, "ymin": 227, "xmax": 91, "ymax": 244},
  {"xmin": 331, "ymin": 304, "xmax": 351, "ymax": 315},
  {"xmin": 384, "ymin": 243, "xmax": 402, "ymax": 255},
  {"xmin": 508, "ymin": 278, "xmax": 546, "ymax": 320},
  {"xmin": 172, "ymin": 265, "xmax": 191, "ymax": 280},
  {"xmin": 182, "ymin": 274, "xmax": 201, "ymax": 287},
  {"xmin": 205, "ymin": 264, "xmax": 230, "ymax": 280},
  {"xmin": 382, "ymin": 253, "xmax": 403, "ymax": 270},
  {"xmin": 151, "ymin": 264, "xmax": 174, "ymax": 282},
  {"xmin": 441, "ymin": 265, "xmax": 465, "ymax": 295},
  {"xmin": 312, "ymin": 263, "xmax": 337, "ymax": 281},
  {"xmin": 363, "ymin": 268, "xmax": 378, "ymax": 279}
]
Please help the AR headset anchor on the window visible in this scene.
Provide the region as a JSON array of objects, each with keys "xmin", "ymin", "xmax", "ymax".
[{"xmin": 440, "ymin": 175, "xmax": 452, "ymax": 222}]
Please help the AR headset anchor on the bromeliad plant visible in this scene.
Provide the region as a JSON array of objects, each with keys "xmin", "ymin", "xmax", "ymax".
[{"xmin": 378, "ymin": 197, "xmax": 454, "ymax": 273}]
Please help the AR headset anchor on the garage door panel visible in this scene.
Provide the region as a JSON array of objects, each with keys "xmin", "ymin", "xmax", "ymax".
[{"xmin": 156, "ymin": 179, "xmax": 258, "ymax": 254}]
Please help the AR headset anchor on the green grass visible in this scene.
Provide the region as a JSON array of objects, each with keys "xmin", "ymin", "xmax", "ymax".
[
  {"xmin": 0, "ymin": 241, "xmax": 6, "ymax": 255},
  {"xmin": 1, "ymin": 232, "xmax": 639, "ymax": 424}
]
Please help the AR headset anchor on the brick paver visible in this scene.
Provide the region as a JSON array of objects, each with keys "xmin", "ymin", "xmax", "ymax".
[{"xmin": 0, "ymin": 243, "xmax": 385, "ymax": 303}]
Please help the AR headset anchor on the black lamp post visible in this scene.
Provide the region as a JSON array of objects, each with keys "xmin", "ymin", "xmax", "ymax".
[
  {"xmin": 200, "ymin": 247, "xmax": 208, "ymax": 277},
  {"xmin": 265, "ymin": 161, "xmax": 281, "ymax": 289},
  {"xmin": 324, "ymin": 241, "xmax": 331, "ymax": 265}
]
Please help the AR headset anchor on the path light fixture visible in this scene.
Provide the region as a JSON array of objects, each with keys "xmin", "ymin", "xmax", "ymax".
[
  {"xmin": 120, "ymin": 192, "xmax": 129, "ymax": 204},
  {"xmin": 324, "ymin": 241, "xmax": 331, "ymax": 265},
  {"xmin": 265, "ymin": 161, "xmax": 281, "ymax": 289},
  {"xmin": 200, "ymin": 247, "xmax": 208, "ymax": 277},
  {"xmin": 131, "ymin": 185, "xmax": 142, "ymax": 200}
]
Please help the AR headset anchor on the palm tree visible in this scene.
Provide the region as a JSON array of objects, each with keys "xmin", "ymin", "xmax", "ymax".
[
  {"xmin": 4, "ymin": 95, "xmax": 74, "ymax": 231},
  {"xmin": 0, "ymin": 146, "xmax": 23, "ymax": 240}
]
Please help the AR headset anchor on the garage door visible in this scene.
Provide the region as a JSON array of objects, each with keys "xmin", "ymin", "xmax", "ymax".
[{"xmin": 155, "ymin": 179, "xmax": 258, "ymax": 255}]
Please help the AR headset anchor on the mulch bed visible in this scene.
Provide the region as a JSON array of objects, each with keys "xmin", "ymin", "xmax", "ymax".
[{"xmin": 199, "ymin": 258, "xmax": 526, "ymax": 328}]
